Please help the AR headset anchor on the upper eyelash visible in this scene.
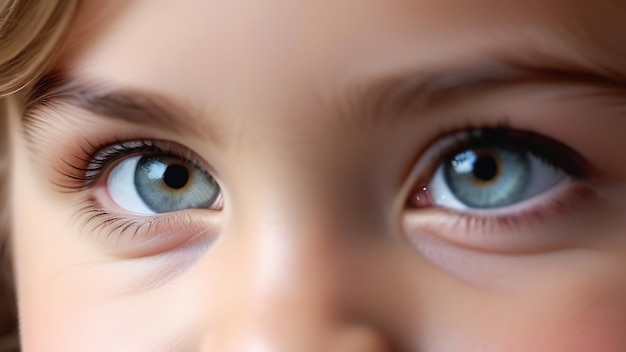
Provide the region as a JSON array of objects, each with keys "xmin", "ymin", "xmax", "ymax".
[
  {"xmin": 57, "ymin": 139, "xmax": 159, "ymax": 191},
  {"xmin": 72, "ymin": 199, "xmax": 166, "ymax": 243},
  {"xmin": 56, "ymin": 139, "xmax": 196, "ymax": 192},
  {"xmin": 423, "ymin": 125, "xmax": 590, "ymax": 181},
  {"xmin": 59, "ymin": 126, "xmax": 589, "ymax": 206},
  {"xmin": 404, "ymin": 124, "xmax": 592, "ymax": 211}
]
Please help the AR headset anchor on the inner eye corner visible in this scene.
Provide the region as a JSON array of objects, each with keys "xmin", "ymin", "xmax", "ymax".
[{"xmin": 404, "ymin": 183, "xmax": 433, "ymax": 209}]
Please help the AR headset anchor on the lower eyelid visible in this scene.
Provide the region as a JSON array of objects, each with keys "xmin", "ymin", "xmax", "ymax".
[
  {"xmin": 402, "ymin": 182, "xmax": 595, "ymax": 254},
  {"xmin": 73, "ymin": 198, "xmax": 221, "ymax": 258}
]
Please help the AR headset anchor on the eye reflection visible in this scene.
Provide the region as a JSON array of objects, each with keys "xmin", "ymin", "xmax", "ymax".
[{"xmin": 444, "ymin": 147, "xmax": 529, "ymax": 208}]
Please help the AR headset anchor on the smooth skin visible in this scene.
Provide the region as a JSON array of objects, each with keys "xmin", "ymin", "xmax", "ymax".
[{"xmin": 9, "ymin": 0, "xmax": 626, "ymax": 351}]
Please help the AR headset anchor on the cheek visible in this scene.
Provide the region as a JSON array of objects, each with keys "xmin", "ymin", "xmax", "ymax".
[
  {"xmin": 424, "ymin": 249, "xmax": 626, "ymax": 352},
  {"xmin": 18, "ymin": 268, "xmax": 198, "ymax": 352},
  {"xmin": 489, "ymin": 270, "xmax": 626, "ymax": 351}
]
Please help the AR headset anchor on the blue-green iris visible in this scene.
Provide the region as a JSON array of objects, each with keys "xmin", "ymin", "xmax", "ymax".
[
  {"xmin": 134, "ymin": 155, "xmax": 220, "ymax": 213},
  {"xmin": 444, "ymin": 147, "xmax": 529, "ymax": 208}
]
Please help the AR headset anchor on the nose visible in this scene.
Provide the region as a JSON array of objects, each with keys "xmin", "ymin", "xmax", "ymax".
[
  {"xmin": 208, "ymin": 322, "xmax": 392, "ymax": 352},
  {"xmin": 197, "ymin": 216, "xmax": 395, "ymax": 352}
]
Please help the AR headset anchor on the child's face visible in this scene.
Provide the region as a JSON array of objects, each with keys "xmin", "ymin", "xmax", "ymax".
[{"xmin": 9, "ymin": 0, "xmax": 626, "ymax": 350}]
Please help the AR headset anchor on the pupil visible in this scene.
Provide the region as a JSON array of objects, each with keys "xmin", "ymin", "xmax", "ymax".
[
  {"xmin": 163, "ymin": 164, "xmax": 189, "ymax": 189},
  {"xmin": 472, "ymin": 155, "xmax": 498, "ymax": 181}
]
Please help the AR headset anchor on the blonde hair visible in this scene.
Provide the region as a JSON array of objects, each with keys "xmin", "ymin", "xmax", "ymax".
[{"xmin": 0, "ymin": 0, "xmax": 78, "ymax": 349}]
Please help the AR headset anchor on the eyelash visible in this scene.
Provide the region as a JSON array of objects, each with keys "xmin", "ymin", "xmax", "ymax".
[
  {"xmin": 58, "ymin": 138, "xmax": 204, "ymax": 191},
  {"xmin": 73, "ymin": 202, "xmax": 154, "ymax": 242},
  {"xmin": 72, "ymin": 199, "xmax": 215, "ymax": 245},
  {"xmin": 403, "ymin": 185, "xmax": 595, "ymax": 255},
  {"xmin": 409, "ymin": 123, "xmax": 589, "ymax": 187}
]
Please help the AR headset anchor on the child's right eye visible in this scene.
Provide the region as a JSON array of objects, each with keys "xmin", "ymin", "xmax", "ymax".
[
  {"xmin": 55, "ymin": 139, "xmax": 223, "ymax": 254},
  {"xmin": 106, "ymin": 154, "xmax": 222, "ymax": 215}
]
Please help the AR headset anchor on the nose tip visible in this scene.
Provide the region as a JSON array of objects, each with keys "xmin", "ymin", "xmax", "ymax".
[
  {"xmin": 332, "ymin": 326, "xmax": 393, "ymax": 352},
  {"xmin": 205, "ymin": 324, "xmax": 393, "ymax": 352}
]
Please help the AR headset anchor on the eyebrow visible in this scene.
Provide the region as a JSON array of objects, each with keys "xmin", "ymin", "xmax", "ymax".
[
  {"xmin": 346, "ymin": 59, "xmax": 626, "ymax": 126},
  {"xmin": 23, "ymin": 58, "xmax": 626, "ymax": 137},
  {"xmin": 23, "ymin": 72, "xmax": 223, "ymax": 144}
]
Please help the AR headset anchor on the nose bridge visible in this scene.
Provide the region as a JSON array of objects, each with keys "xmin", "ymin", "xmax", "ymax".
[{"xmin": 194, "ymin": 144, "xmax": 398, "ymax": 350}]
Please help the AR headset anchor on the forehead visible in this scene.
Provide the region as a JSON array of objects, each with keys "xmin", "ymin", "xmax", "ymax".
[{"xmin": 59, "ymin": 0, "xmax": 626, "ymax": 118}]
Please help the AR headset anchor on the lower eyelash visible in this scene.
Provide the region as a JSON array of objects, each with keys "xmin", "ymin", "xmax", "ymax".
[
  {"xmin": 425, "ymin": 126, "xmax": 589, "ymax": 182},
  {"xmin": 72, "ymin": 198, "xmax": 160, "ymax": 244},
  {"xmin": 403, "ymin": 183, "xmax": 595, "ymax": 254},
  {"xmin": 71, "ymin": 197, "xmax": 219, "ymax": 253}
]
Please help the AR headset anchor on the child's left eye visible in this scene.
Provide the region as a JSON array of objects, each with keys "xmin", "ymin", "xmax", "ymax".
[
  {"xmin": 425, "ymin": 145, "xmax": 568, "ymax": 210},
  {"xmin": 106, "ymin": 154, "xmax": 222, "ymax": 215},
  {"xmin": 402, "ymin": 127, "xmax": 594, "ymax": 261},
  {"xmin": 407, "ymin": 127, "xmax": 588, "ymax": 213}
]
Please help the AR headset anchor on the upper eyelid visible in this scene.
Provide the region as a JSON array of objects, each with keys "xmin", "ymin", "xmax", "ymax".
[
  {"xmin": 403, "ymin": 126, "xmax": 590, "ymax": 198},
  {"xmin": 57, "ymin": 140, "xmax": 159, "ymax": 191},
  {"xmin": 86, "ymin": 140, "xmax": 159, "ymax": 171}
]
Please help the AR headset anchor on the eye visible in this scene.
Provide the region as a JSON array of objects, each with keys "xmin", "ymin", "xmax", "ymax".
[
  {"xmin": 409, "ymin": 128, "xmax": 586, "ymax": 211},
  {"xmin": 427, "ymin": 145, "xmax": 567, "ymax": 210},
  {"xmin": 107, "ymin": 154, "xmax": 221, "ymax": 214}
]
